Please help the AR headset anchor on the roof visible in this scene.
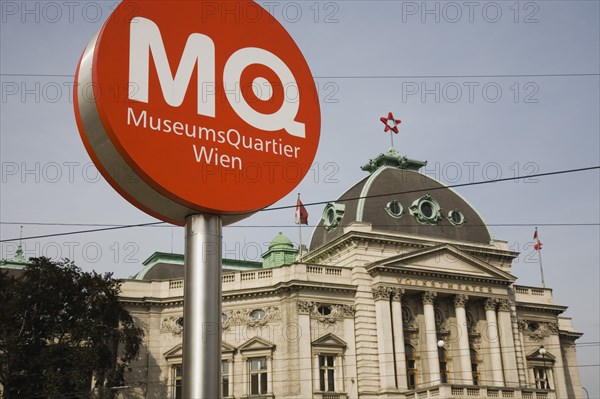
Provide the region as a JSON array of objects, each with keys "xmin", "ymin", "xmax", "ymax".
[
  {"xmin": 309, "ymin": 151, "xmax": 493, "ymax": 250},
  {"xmin": 133, "ymin": 251, "xmax": 262, "ymax": 280}
]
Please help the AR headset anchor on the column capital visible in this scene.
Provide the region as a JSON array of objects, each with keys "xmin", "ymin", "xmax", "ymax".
[
  {"xmin": 484, "ymin": 298, "xmax": 498, "ymax": 311},
  {"xmin": 391, "ymin": 288, "xmax": 405, "ymax": 301},
  {"xmin": 453, "ymin": 294, "xmax": 469, "ymax": 308},
  {"xmin": 422, "ymin": 291, "xmax": 437, "ymax": 305},
  {"xmin": 497, "ymin": 298, "xmax": 511, "ymax": 312},
  {"xmin": 373, "ymin": 286, "xmax": 393, "ymax": 301}
]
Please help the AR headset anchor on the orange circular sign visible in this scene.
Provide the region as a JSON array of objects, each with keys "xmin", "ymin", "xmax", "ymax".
[{"xmin": 74, "ymin": 0, "xmax": 320, "ymax": 225}]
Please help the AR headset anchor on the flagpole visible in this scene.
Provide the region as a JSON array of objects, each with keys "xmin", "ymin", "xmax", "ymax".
[
  {"xmin": 534, "ymin": 227, "xmax": 546, "ymax": 288},
  {"xmin": 297, "ymin": 193, "xmax": 303, "ymax": 262},
  {"xmin": 538, "ymin": 248, "xmax": 545, "ymax": 288}
]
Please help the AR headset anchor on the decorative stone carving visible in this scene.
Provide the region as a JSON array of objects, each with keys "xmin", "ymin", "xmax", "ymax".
[
  {"xmin": 161, "ymin": 316, "xmax": 184, "ymax": 335},
  {"xmin": 229, "ymin": 306, "xmax": 281, "ymax": 327},
  {"xmin": 373, "ymin": 286, "xmax": 394, "ymax": 301},
  {"xmin": 453, "ymin": 294, "xmax": 469, "ymax": 308},
  {"xmin": 297, "ymin": 300, "xmax": 316, "ymax": 315},
  {"xmin": 402, "ymin": 306, "xmax": 419, "ymax": 332},
  {"xmin": 297, "ymin": 300, "xmax": 355, "ymax": 323},
  {"xmin": 222, "ymin": 310, "xmax": 232, "ymax": 331},
  {"xmin": 336, "ymin": 304, "xmax": 356, "ymax": 318},
  {"xmin": 518, "ymin": 320, "xmax": 560, "ymax": 341},
  {"xmin": 406, "ymin": 330, "xmax": 420, "ymax": 347},
  {"xmin": 391, "ymin": 288, "xmax": 405, "ymax": 301},
  {"xmin": 484, "ymin": 298, "xmax": 497, "ymax": 311},
  {"xmin": 497, "ymin": 298, "xmax": 511, "ymax": 312},
  {"xmin": 422, "ymin": 291, "xmax": 437, "ymax": 305}
]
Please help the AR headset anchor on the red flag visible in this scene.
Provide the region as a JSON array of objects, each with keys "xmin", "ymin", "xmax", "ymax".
[
  {"xmin": 295, "ymin": 195, "xmax": 308, "ymax": 225},
  {"xmin": 533, "ymin": 228, "xmax": 543, "ymax": 251}
]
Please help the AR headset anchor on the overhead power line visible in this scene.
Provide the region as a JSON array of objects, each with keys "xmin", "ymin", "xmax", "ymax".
[
  {"xmin": 1, "ymin": 165, "xmax": 598, "ymax": 243},
  {"xmin": 1, "ymin": 72, "xmax": 599, "ymax": 79},
  {"xmin": 1, "ymin": 221, "xmax": 599, "ymax": 229},
  {"xmin": 263, "ymin": 165, "xmax": 600, "ymax": 212}
]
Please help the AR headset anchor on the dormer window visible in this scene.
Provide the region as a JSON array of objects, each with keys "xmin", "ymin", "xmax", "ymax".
[
  {"xmin": 448, "ymin": 209, "xmax": 465, "ymax": 226},
  {"xmin": 409, "ymin": 195, "xmax": 442, "ymax": 224},
  {"xmin": 386, "ymin": 200, "xmax": 404, "ymax": 218}
]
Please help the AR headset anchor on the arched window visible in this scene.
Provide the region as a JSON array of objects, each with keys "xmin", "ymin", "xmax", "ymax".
[{"xmin": 405, "ymin": 344, "xmax": 417, "ymax": 389}]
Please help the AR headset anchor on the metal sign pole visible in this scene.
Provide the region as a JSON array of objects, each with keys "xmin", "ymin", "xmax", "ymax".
[{"xmin": 183, "ymin": 213, "xmax": 222, "ymax": 399}]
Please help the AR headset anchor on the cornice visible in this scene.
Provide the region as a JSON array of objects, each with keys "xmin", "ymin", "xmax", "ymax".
[
  {"xmin": 369, "ymin": 266, "xmax": 512, "ymax": 286},
  {"xmin": 516, "ymin": 302, "xmax": 567, "ymax": 316},
  {"xmin": 306, "ymin": 230, "xmax": 518, "ymax": 264},
  {"xmin": 222, "ymin": 280, "xmax": 357, "ymax": 300},
  {"xmin": 122, "ymin": 282, "xmax": 356, "ymax": 305},
  {"xmin": 119, "ymin": 296, "xmax": 184, "ymax": 307}
]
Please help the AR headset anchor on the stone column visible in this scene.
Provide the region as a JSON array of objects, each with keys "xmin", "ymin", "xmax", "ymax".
[
  {"xmin": 297, "ymin": 301, "xmax": 314, "ymax": 397},
  {"xmin": 485, "ymin": 298, "xmax": 504, "ymax": 386},
  {"xmin": 391, "ymin": 289, "xmax": 407, "ymax": 390},
  {"xmin": 497, "ymin": 299, "xmax": 518, "ymax": 386},
  {"xmin": 267, "ymin": 355, "xmax": 273, "ymax": 393},
  {"xmin": 374, "ymin": 286, "xmax": 397, "ymax": 390},
  {"xmin": 548, "ymin": 326, "xmax": 568, "ymax": 399},
  {"xmin": 227, "ymin": 359, "xmax": 234, "ymax": 397},
  {"xmin": 454, "ymin": 294, "xmax": 472, "ymax": 385},
  {"xmin": 561, "ymin": 336, "xmax": 584, "ymax": 399},
  {"xmin": 422, "ymin": 291, "xmax": 440, "ymax": 386}
]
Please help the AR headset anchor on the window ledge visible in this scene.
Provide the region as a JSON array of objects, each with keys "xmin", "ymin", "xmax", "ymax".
[{"xmin": 313, "ymin": 392, "xmax": 348, "ymax": 399}]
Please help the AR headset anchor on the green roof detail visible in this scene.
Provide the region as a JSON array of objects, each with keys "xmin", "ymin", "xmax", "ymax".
[
  {"xmin": 134, "ymin": 251, "xmax": 262, "ymax": 280},
  {"xmin": 361, "ymin": 148, "xmax": 427, "ymax": 174},
  {"xmin": 0, "ymin": 244, "xmax": 30, "ymax": 270},
  {"xmin": 261, "ymin": 233, "xmax": 297, "ymax": 268}
]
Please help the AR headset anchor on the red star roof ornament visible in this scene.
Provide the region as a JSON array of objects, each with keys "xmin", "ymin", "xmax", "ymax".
[{"xmin": 380, "ymin": 112, "xmax": 401, "ymax": 134}]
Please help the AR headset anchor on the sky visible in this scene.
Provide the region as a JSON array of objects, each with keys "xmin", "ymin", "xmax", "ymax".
[{"xmin": 1, "ymin": 0, "xmax": 599, "ymax": 396}]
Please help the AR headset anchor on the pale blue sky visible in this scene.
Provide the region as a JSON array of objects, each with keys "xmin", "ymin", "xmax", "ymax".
[{"xmin": 1, "ymin": 0, "xmax": 599, "ymax": 395}]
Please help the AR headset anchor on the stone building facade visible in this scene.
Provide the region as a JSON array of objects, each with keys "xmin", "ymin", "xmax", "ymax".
[
  {"xmin": 1, "ymin": 150, "xmax": 582, "ymax": 398},
  {"xmin": 118, "ymin": 150, "xmax": 584, "ymax": 399}
]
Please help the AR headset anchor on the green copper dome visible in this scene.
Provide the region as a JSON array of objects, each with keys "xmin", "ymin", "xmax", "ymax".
[
  {"xmin": 269, "ymin": 233, "xmax": 293, "ymax": 249},
  {"xmin": 262, "ymin": 233, "xmax": 297, "ymax": 268}
]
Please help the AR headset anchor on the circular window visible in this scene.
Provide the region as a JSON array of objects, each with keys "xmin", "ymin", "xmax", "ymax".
[
  {"xmin": 250, "ymin": 309, "xmax": 266, "ymax": 320},
  {"xmin": 448, "ymin": 209, "xmax": 465, "ymax": 226},
  {"xmin": 528, "ymin": 322, "xmax": 540, "ymax": 332},
  {"xmin": 318, "ymin": 305, "xmax": 332, "ymax": 316},
  {"xmin": 322, "ymin": 203, "xmax": 345, "ymax": 231},
  {"xmin": 421, "ymin": 202, "xmax": 433, "ymax": 218},
  {"xmin": 409, "ymin": 195, "xmax": 442, "ymax": 224},
  {"xmin": 386, "ymin": 200, "xmax": 403, "ymax": 218},
  {"xmin": 176, "ymin": 317, "xmax": 184, "ymax": 327},
  {"xmin": 221, "ymin": 313, "xmax": 229, "ymax": 323},
  {"xmin": 326, "ymin": 208, "xmax": 335, "ymax": 224}
]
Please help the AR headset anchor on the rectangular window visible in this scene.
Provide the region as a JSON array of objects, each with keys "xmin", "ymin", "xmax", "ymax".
[
  {"xmin": 173, "ymin": 365, "xmax": 183, "ymax": 399},
  {"xmin": 534, "ymin": 367, "xmax": 551, "ymax": 389},
  {"xmin": 318, "ymin": 354, "xmax": 335, "ymax": 391},
  {"xmin": 439, "ymin": 348, "xmax": 448, "ymax": 384},
  {"xmin": 407, "ymin": 359, "xmax": 417, "ymax": 389},
  {"xmin": 440, "ymin": 360, "xmax": 448, "ymax": 384},
  {"xmin": 222, "ymin": 360, "xmax": 230, "ymax": 397},
  {"xmin": 250, "ymin": 357, "xmax": 268, "ymax": 395},
  {"xmin": 471, "ymin": 362, "xmax": 479, "ymax": 386}
]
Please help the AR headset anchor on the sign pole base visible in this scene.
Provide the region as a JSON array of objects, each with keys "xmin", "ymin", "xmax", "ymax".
[{"xmin": 183, "ymin": 213, "xmax": 222, "ymax": 399}]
